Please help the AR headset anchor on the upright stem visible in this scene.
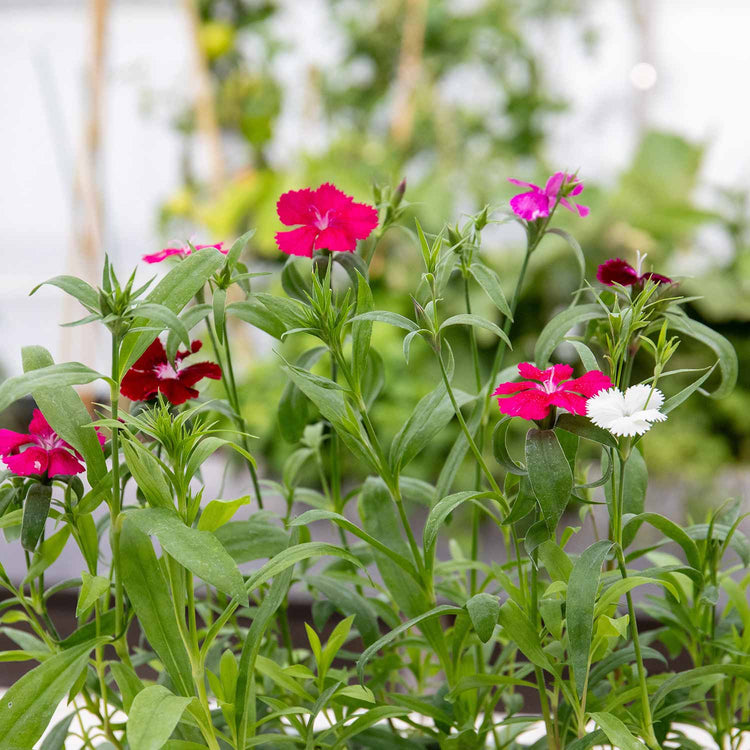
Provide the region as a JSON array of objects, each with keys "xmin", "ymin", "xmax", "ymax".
[{"xmin": 613, "ymin": 451, "xmax": 660, "ymax": 749}]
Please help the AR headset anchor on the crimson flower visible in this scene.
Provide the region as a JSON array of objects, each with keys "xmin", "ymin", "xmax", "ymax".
[
  {"xmin": 596, "ymin": 256, "xmax": 672, "ymax": 287},
  {"xmin": 494, "ymin": 362, "xmax": 612, "ymax": 422},
  {"xmin": 0, "ymin": 409, "xmax": 105, "ymax": 477},
  {"xmin": 143, "ymin": 242, "xmax": 226, "ymax": 264},
  {"xmin": 121, "ymin": 338, "xmax": 222, "ymax": 405},
  {"xmin": 275, "ymin": 182, "xmax": 379, "ymax": 258},
  {"xmin": 508, "ymin": 172, "xmax": 589, "ymax": 222}
]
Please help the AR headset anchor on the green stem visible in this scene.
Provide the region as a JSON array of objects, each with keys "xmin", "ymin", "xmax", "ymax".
[{"xmin": 613, "ymin": 451, "xmax": 659, "ymax": 749}]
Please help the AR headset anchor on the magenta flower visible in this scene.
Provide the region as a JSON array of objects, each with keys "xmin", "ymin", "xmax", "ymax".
[
  {"xmin": 275, "ymin": 183, "xmax": 379, "ymax": 258},
  {"xmin": 494, "ymin": 363, "xmax": 612, "ymax": 422},
  {"xmin": 508, "ymin": 172, "xmax": 589, "ymax": 222},
  {"xmin": 143, "ymin": 242, "xmax": 226, "ymax": 264},
  {"xmin": 0, "ymin": 410, "xmax": 105, "ymax": 478},
  {"xmin": 597, "ymin": 256, "xmax": 672, "ymax": 287},
  {"xmin": 120, "ymin": 338, "xmax": 222, "ymax": 406}
]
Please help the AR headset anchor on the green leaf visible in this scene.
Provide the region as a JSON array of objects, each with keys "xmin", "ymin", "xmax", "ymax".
[
  {"xmin": 497, "ymin": 599, "xmax": 554, "ymax": 673},
  {"xmin": 21, "ymin": 483, "xmax": 52, "ymax": 552},
  {"xmin": 665, "ymin": 311, "xmax": 737, "ymax": 399},
  {"xmin": 350, "ymin": 310, "xmax": 419, "ymax": 332},
  {"xmin": 212, "ymin": 287, "xmax": 227, "ymax": 344},
  {"xmin": 126, "ymin": 685, "xmax": 192, "ymax": 750},
  {"xmin": 120, "ymin": 519, "xmax": 193, "ymax": 696},
  {"xmin": 390, "ymin": 382, "xmax": 473, "ymax": 472},
  {"xmin": 605, "ymin": 449, "xmax": 647, "ymax": 548},
  {"xmin": 235, "ymin": 530, "xmax": 301, "ymax": 746},
  {"xmin": 124, "ymin": 508, "xmax": 247, "ymax": 602},
  {"xmin": 110, "ymin": 661, "xmax": 145, "ymax": 713},
  {"xmin": 0, "ymin": 639, "xmax": 103, "ymax": 750},
  {"xmin": 466, "ymin": 593, "xmax": 500, "ymax": 643},
  {"xmin": 38, "ymin": 713, "xmax": 76, "ymax": 750},
  {"xmin": 356, "ymin": 605, "xmax": 462, "ymax": 683},
  {"xmin": 134, "ymin": 303, "xmax": 191, "ymax": 348},
  {"xmin": 534, "ymin": 304, "xmax": 606, "ymax": 367},
  {"xmin": 0, "ymin": 361, "xmax": 105, "ymax": 416},
  {"xmin": 278, "ymin": 347, "xmax": 326, "ymax": 443},
  {"xmin": 119, "ymin": 247, "xmax": 225, "ymax": 376},
  {"xmin": 567, "ymin": 540, "xmax": 614, "ymax": 696},
  {"xmin": 650, "ymin": 664, "xmax": 750, "ymax": 710},
  {"xmin": 215, "ymin": 517, "xmax": 289, "ymax": 563},
  {"xmin": 439, "ymin": 314, "xmax": 512, "ymax": 348},
  {"xmin": 255, "ymin": 292, "xmax": 310, "ymax": 331},
  {"xmin": 290, "ymin": 509, "xmax": 420, "ymax": 583},
  {"xmin": 122, "ymin": 439, "xmax": 173, "ymax": 509},
  {"xmin": 492, "ymin": 417, "xmax": 527, "ymax": 475},
  {"xmin": 589, "ymin": 712, "xmax": 647, "ymax": 750},
  {"xmin": 555, "ymin": 413, "xmax": 617, "ymax": 449},
  {"xmin": 244, "ymin": 542, "xmax": 363, "ymax": 593},
  {"xmin": 525, "ymin": 428, "xmax": 572, "ymax": 533},
  {"xmin": 468, "ymin": 262, "xmax": 512, "ymax": 318},
  {"xmin": 445, "ymin": 674, "xmax": 536, "ymax": 701},
  {"xmin": 20, "ymin": 346, "xmax": 107, "ymax": 485},
  {"xmin": 226, "ymin": 228, "xmax": 255, "ymax": 267},
  {"xmin": 226, "ymin": 299, "xmax": 286, "ymax": 339},
  {"xmin": 197, "ymin": 496, "xmax": 249, "ymax": 532},
  {"xmin": 24, "ymin": 526, "xmax": 71, "ymax": 582},
  {"xmin": 30, "ymin": 275, "xmax": 99, "ymax": 312},
  {"xmin": 76, "ymin": 572, "xmax": 110, "ymax": 618},
  {"xmin": 352, "ymin": 272, "xmax": 374, "ymax": 388}
]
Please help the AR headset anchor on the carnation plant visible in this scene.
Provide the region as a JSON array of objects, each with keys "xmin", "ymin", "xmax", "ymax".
[{"xmin": 0, "ymin": 175, "xmax": 745, "ymax": 750}]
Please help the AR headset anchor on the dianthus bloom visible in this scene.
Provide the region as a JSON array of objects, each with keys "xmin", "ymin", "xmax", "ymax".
[
  {"xmin": 143, "ymin": 242, "xmax": 226, "ymax": 264},
  {"xmin": 0, "ymin": 410, "xmax": 105, "ymax": 477},
  {"xmin": 596, "ymin": 253, "xmax": 672, "ymax": 287},
  {"xmin": 121, "ymin": 338, "xmax": 222, "ymax": 405},
  {"xmin": 508, "ymin": 172, "xmax": 589, "ymax": 222},
  {"xmin": 586, "ymin": 384, "xmax": 667, "ymax": 437},
  {"xmin": 494, "ymin": 362, "xmax": 612, "ymax": 421},
  {"xmin": 275, "ymin": 182, "xmax": 379, "ymax": 258}
]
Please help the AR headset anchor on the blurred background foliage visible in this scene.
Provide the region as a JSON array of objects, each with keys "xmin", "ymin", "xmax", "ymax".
[{"xmin": 16, "ymin": 0, "xmax": 749, "ymax": 511}]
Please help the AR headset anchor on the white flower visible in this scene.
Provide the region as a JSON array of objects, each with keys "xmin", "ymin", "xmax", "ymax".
[{"xmin": 586, "ymin": 384, "xmax": 667, "ymax": 437}]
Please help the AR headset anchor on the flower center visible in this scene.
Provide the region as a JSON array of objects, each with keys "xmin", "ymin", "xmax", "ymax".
[
  {"xmin": 312, "ymin": 208, "xmax": 334, "ymax": 230},
  {"xmin": 155, "ymin": 361, "xmax": 179, "ymax": 380},
  {"xmin": 35, "ymin": 434, "xmax": 63, "ymax": 451},
  {"xmin": 538, "ymin": 373, "xmax": 561, "ymax": 394}
]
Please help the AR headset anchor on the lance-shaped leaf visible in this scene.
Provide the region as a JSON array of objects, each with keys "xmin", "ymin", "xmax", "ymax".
[
  {"xmin": 124, "ymin": 508, "xmax": 247, "ymax": 603},
  {"xmin": 466, "ymin": 593, "xmax": 500, "ymax": 643},
  {"xmin": 525, "ymin": 428, "xmax": 572, "ymax": 533},
  {"xmin": 21, "ymin": 483, "xmax": 52, "ymax": 552},
  {"xmin": 566, "ymin": 540, "xmax": 614, "ymax": 696},
  {"xmin": 469, "ymin": 261, "xmax": 512, "ymax": 318},
  {"xmin": 127, "ymin": 685, "xmax": 192, "ymax": 750}
]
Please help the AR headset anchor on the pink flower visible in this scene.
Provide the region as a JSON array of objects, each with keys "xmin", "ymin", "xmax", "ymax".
[
  {"xmin": 0, "ymin": 410, "xmax": 105, "ymax": 478},
  {"xmin": 597, "ymin": 256, "xmax": 672, "ymax": 287},
  {"xmin": 143, "ymin": 242, "xmax": 226, "ymax": 264},
  {"xmin": 275, "ymin": 182, "xmax": 379, "ymax": 258},
  {"xmin": 120, "ymin": 338, "xmax": 222, "ymax": 405},
  {"xmin": 494, "ymin": 362, "xmax": 612, "ymax": 421},
  {"xmin": 508, "ymin": 172, "xmax": 589, "ymax": 222}
]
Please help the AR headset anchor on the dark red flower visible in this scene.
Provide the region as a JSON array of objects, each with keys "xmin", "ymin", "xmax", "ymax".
[
  {"xmin": 597, "ymin": 256, "xmax": 672, "ymax": 287},
  {"xmin": 0, "ymin": 409, "xmax": 105, "ymax": 477},
  {"xmin": 121, "ymin": 338, "xmax": 222, "ymax": 405},
  {"xmin": 494, "ymin": 362, "xmax": 612, "ymax": 421},
  {"xmin": 274, "ymin": 183, "xmax": 379, "ymax": 258}
]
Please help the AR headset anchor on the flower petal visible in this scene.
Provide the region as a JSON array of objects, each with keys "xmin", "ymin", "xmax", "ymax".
[
  {"xmin": 313, "ymin": 182, "xmax": 354, "ymax": 215},
  {"xmin": 497, "ymin": 390, "xmax": 552, "ymax": 421},
  {"xmin": 606, "ymin": 416, "xmax": 651, "ymax": 437},
  {"xmin": 509, "ymin": 190, "xmax": 550, "ymax": 221},
  {"xmin": 547, "ymin": 364, "xmax": 574, "ymax": 385},
  {"xmin": 275, "ymin": 226, "xmax": 318, "ymax": 258},
  {"xmin": 632, "ymin": 409, "xmax": 667, "ymax": 424},
  {"xmin": 28, "ymin": 409, "xmax": 55, "ymax": 440},
  {"xmin": 158, "ymin": 379, "xmax": 200, "ymax": 406},
  {"xmin": 549, "ymin": 390, "xmax": 589, "ymax": 416},
  {"xmin": 315, "ymin": 226, "xmax": 356, "ymax": 253},
  {"xmin": 586, "ymin": 388, "xmax": 627, "ymax": 429},
  {"xmin": 596, "ymin": 258, "xmax": 640, "ymax": 287},
  {"xmin": 47, "ymin": 447, "xmax": 85, "ymax": 477},
  {"xmin": 277, "ymin": 188, "xmax": 316, "ymax": 226},
  {"xmin": 508, "ymin": 178, "xmax": 539, "ymax": 190},
  {"xmin": 642, "ymin": 271, "xmax": 672, "ymax": 285},
  {"xmin": 517, "ymin": 362, "xmax": 545, "ymax": 381},
  {"xmin": 341, "ymin": 200, "xmax": 379, "ymax": 240},
  {"xmin": 4, "ymin": 446, "xmax": 48, "ymax": 476},
  {"xmin": 623, "ymin": 384, "xmax": 656, "ymax": 414},
  {"xmin": 0, "ymin": 429, "xmax": 32, "ymax": 456},
  {"xmin": 142, "ymin": 247, "xmax": 186, "ymax": 264},
  {"xmin": 121, "ymin": 369, "xmax": 160, "ymax": 402},
  {"xmin": 562, "ymin": 370, "xmax": 613, "ymax": 397},
  {"xmin": 544, "ymin": 172, "xmax": 566, "ymax": 198},
  {"xmin": 178, "ymin": 362, "xmax": 222, "ymax": 388},
  {"xmin": 493, "ymin": 381, "xmax": 536, "ymax": 396},
  {"xmin": 131, "ymin": 338, "xmax": 168, "ymax": 371}
]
